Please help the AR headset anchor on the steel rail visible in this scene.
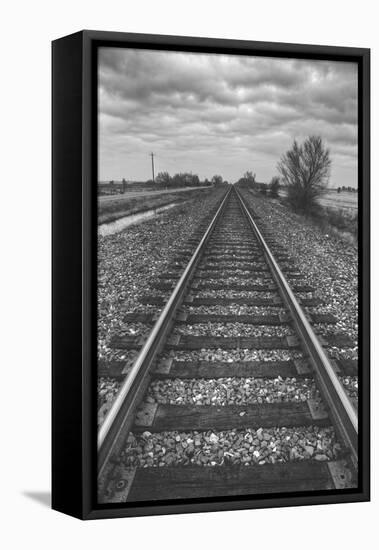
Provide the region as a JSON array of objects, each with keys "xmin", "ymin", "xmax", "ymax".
[
  {"xmin": 235, "ymin": 188, "xmax": 358, "ymax": 467},
  {"xmin": 97, "ymin": 187, "xmax": 232, "ymax": 476}
]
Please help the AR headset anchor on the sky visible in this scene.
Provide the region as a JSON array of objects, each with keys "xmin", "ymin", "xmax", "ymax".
[{"xmin": 98, "ymin": 48, "xmax": 358, "ymax": 188}]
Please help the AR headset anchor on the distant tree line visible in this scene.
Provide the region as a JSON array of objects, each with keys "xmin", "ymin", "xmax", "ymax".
[
  {"xmin": 99, "ymin": 172, "xmax": 227, "ymax": 195},
  {"xmin": 337, "ymin": 186, "xmax": 357, "ymax": 193},
  {"xmin": 153, "ymin": 172, "xmax": 227, "ymax": 187},
  {"xmin": 236, "ymin": 171, "xmax": 256, "ymax": 186},
  {"xmin": 235, "ymin": 171, "xmax": 280, "ymax": 198},
  {"xmin": 155, "ymin": 171, "xmax": 200, "ymax": 187}
]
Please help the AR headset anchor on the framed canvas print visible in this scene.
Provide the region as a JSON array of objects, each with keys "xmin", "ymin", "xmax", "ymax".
[{"xmin": 52, "ymin": 30, "xmax": 370, "ymax": 520}]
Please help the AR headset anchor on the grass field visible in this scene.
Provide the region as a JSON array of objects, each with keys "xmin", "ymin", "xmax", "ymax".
[
  {"xmin": 98, "ymin": 187, "xmax": 215, "ymax": 225},
  {"xmin": 275, "ymin": 188, "xmax": 358, "ymax": 241},
  {"xmin": 99, "ymin": 185, "xmax": 212, "ymax": 204},
  {"xmin": 319, "ymin": 190, "xmax": 357, "ymax": 212},
  {"xmin": 279, "ymin": 188, "xmax": 357, "ymax": 212}
]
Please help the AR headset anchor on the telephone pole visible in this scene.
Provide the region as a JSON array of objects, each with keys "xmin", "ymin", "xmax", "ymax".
[{"xmin": 150, "ymin": 152, "xmax": 155, "ymax": 183}]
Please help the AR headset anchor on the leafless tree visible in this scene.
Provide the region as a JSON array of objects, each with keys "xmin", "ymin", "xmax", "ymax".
[
  {"xmin": 277, "ymin": 136, "xmax": 331, "ymax": 213},
  {"xmin": 243, "ymin": 171, "xmax": 256, "ymax": 185}
]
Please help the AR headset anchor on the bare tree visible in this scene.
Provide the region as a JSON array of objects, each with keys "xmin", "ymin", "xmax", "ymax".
[
  {"xmin": 278, "ymin": 136, "xmax": 331, "ymax": 213},
  {"xmin": 243, "ymin": 171, "xmax": 256, "ymax": 185}
]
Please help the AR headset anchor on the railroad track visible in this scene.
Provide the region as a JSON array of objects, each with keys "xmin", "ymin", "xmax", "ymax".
[{"xmin": 98, "ymin": 186, "xmax": 358, "ymax": 503}]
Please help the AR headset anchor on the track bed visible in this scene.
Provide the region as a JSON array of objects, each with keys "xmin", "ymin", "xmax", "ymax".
[{"xmin": 98, "ymin": 188, "xmax": 358, "ymax": 503}]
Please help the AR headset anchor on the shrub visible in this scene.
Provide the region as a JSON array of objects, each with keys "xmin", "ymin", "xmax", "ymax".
[{"xmin": 269, "ymin": 176, "xmax": 280, "ymax": 197}]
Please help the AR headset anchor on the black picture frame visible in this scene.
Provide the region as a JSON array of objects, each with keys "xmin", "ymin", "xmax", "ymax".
[{"xmin": 52, "ymin": 30, "xmax": 370, "ymax": 520}]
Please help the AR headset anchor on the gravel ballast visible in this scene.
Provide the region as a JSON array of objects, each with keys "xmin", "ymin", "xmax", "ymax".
[
  {"xmin": 146, "ymin": 376, "xmax": 318, "ymax": 405},
  {"xmin": 182, "ymin": 305, "xmax": 288, "ymax": 316},
  {"xmin": 242, "ymin": 191, "xmax": 358, "ymax": 345},
  {"xmin": 328, "ymin": 346, "xmax": 358, "ymax": 361},
  {"xmin": 173, "ymin": 322, "xmax": 294, "ymax": 337},
  {"xmin": 199, "ymin": 261, "xmax": 267, "ymax": 269},
  {"xmin": 97, "ymin": 374, "xmax": 357, "ymax": 424},
  {"xmin": 159, "ymin": 349, "xmax": 304, "ymax": 363},
  {"xmin": 123, "ymin": 426, "xmax": 342, "ymax": 467},
  {"xmin": 98, "ymin": 190, "xmax": 225, "ymax": 363},
  {"xmin": 193, "ymin": 290, "xmax": 279, "ymax": 299},
  {"xmin": 340, "ymin": 376, "xmax": 358, "ymax": 400},
  {"xmin": 98, "ymin": 377, "xmax": 121, "ymax": 408},
  {"xmin": 197, "ymin": 277, "xmax": 271, "ymax": 286},
  {"xmin": 198, "ymin": 270, "xmax": 272, "ymax": 278}
]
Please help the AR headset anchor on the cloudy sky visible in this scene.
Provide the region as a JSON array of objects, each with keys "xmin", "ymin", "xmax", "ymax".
[{"xmin": 98, "ymin": 48, "xmax": 358, "ymax": 187}]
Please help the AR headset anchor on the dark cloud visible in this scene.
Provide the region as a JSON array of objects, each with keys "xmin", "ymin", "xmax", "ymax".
[{"xmin": 99, "ymin": 48, "xmax": 358, "ymax": 186}]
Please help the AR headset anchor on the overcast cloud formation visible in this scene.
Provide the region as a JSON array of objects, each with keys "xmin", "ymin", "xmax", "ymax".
[{"xmin": 99, "ymin": 48, "xmax": 358, "ymax": 187}]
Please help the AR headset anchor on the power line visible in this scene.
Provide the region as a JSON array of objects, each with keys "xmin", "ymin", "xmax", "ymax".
[{"xmin": 150, "ymin": 152, "xmax": 155, "ymax": 182}]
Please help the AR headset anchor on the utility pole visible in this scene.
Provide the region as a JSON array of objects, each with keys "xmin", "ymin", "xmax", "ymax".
[{"xmin": 150, "ymin": 152, "xmax": 155, "ymax": 183}]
